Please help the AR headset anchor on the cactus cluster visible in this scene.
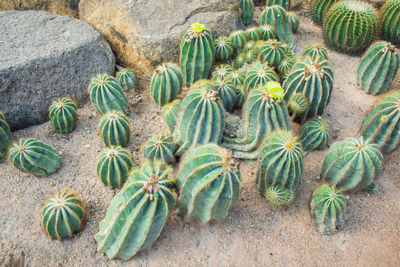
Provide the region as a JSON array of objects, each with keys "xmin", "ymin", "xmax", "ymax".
[
  {"xmin": 49, "ymin": 97, "xmax": 78, "ymax": 134},
  {"xmin": 0, "ymin": 111, "xmax": 12, "ymax": 161},
  {"xmin": 380, "ymin": 0, "xmax": 400, "ymax": 46},
  {"xmin": 150, "ymin": 63, "xmax": 183, "ymax": 106}
]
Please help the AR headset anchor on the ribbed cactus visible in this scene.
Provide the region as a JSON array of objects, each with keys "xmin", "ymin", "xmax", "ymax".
[
  {"xmin": 223, "ymin": 82, "xmax": 290, "ymax": 159},
  {"xmin": 357, "ymin": 41, "xmax": 400, "ymax": 95},
  {"xmin": 243, "ymin": 41, "xmax": 257, "ymax": 53},
  {"xmin": 310, "ymin": 184, "xmax": 346, "ymax": 235},
  {"xmin": 283, "ymin": 56, "xmax": 334, "ymax": 122},
  {"xmin": 244, "ymin": 61, "xmax": 280, "ymax": 91},
  {"xmin": 243, "ymin": 50, "xmax": 257, "ymax": 64},
  {"xmin": 42, "ymin": 189, "xmax": 86, "ymax": 240},
  {"xmin": 232, "ymin": 53, "xmax": 247, "ymax": 69},
  {"xmin": 323, "ymin": 1, "xmax": 378, "ymax": 52},
  {"xmin": 96, "ymin": 161, "xmax": 176, "ymax": 260},
  {"xmin": 161, "ymin": 99, "xmax": 181, "ymax": 133},
  {"xmin": 88, "ymin": 74, "xmax": 129, "ymax": 115},
  {"xmin": 142, "ymin": 132, "xmax": 176, "ymax": 164},
  {"xmin": 300, "ymin": 117, "xmax": 330, "ymax": 151},
  {"xmin": 236, "ymin": 85, "xmax": 247, "ymax": 108},
  {"xmin": 96, "ymin": 146, "xmax": 133, "ymax": 189},
  {"xmin": 380, "ymin": 0, "xmax": 400, "ymax": 45},
  {"xmin": 150, "ymin": 63, "xmax": 183, "ymax": 106},
  {"xmin": 212, "ymin": 64, "xmax": 234, "ymax": 81},
  {"xmin": 116, "ymin": 68, "xmax": 136, "ymax": 91},
  {"xmin": 322, "ymin": 137, "xmax": 383, "ymax": 192},
  {"xmin": 9, "ymin": 138, "xmax": 61, "ymax": 176},
  {"xmin": 311, "ymin": 0, "xmax": 341, "ymax": 25},
  {"xmin": 48, "ymin": 97, "xmax": 78, "ymax": 134},
  {"xmin": 174, "ymin": 85, "xmax": 225, "ymax": 156},
  {"xmin": 240, "ymin": 0, "xmax": 254, "ymax": 25},
  {"xmin": 0, "ymin": 111, "xmax": 12, "ymax": 161},
  {"xmin": 259, "ymin": 24, "xmax": 277, "ymax": 41},
  {"xmin": 277, "ymin": 55, "xmax": 296, "ymax": 80},
  {"xmin": 287, "ymin": 93, "xmax": 309, "ymax": 115},
  {"xmin": 177, "ymin": 144, "xmax": 241, "ymax": 223},
  {"xmin": 287, "ymin": 11, "xmax": 299, "ymax": 33},
  {"xmin": 265, "ymin": 185, "xmax": 294, "ymax": 205},
  {"xmin": 227, "ymin": 70, "xmax": 246, "ymax": 86},
  {"xmin": 99, "ymin": 110, "xmax": 131, "ymax": 147},
  {"xmin": 246, "ymin": 27, "xmax": 263, "ymax": 41},
  {"xmin": 360, "ymin": 90, "xmax": 400, "ymax": 153},
  {"xmin": 180, "ymin": 23, "xmax": 215, "ymax": 85},
  {"xmin": 256, "ymin": 130, "xmax": 303, "ymax": 199},
  {"xmin": 214, "ymin": 79, "xmax": 238, "ymax": 112},
  {"xmin": 302, "ymin": 43, "xmax": 329, "ymax": 61},
  {"xmin": 267, "ymin": 0, "xmax": 292, "ymax": 10},
  {"xmin": 259, "ymin": 39, "xmax": 286, "ymax": 68},
  {"xmin": 215, "ymin": 36, "xmax": 234, "ymax": 62},
  {"xmin": 363, "ymin": 183, "xmax": 378, "ymax": 195},
  {"xmin": 229, "ymin": 30, "xmax": 250, "ymax": 55}
]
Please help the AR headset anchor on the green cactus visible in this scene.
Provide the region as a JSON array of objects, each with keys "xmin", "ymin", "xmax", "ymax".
[
  {"xmin": 323, "ymin": 1, "xmax": 378, "ymax": 52},
  {"xmin": 0, "ymin": 111, "xmax": 12, "ymax": 161},
  {"xmin": 244, "ymin": 61, "xmax": 280, "ymax": 91},
  {"xmin": 150, "ymin": 63, "xmax": 183, "ymax": 106},
  {"xmin": 96, "ymin": 146, "xmax": 133, "ymax": 189},
  {"xmin": 214, "ymin": 79, "xmax": 238, "ymax": 112},
  {"xmin": 246, "ymin": 27, "xmax": 263, "ymax": 41},
  {"xmin": 300, "ymin": 117, "xmax": 330, "ymax": 151},
  {"xmin": 88, "ymin": 73, "xmax": 129, "ymax": 115},
  {"xmin": 357, "ymin": 41, "xmax": 400, "ymax": 95},
  {"xmin": 287, "ymin": 11, "xmax": 299, "ymax": 33},
  {"xmin": 267, "ymin": 0, "xmax": 291, "ymax": 10},
  {"xmin": 240, "ymin": 0, "xmax": 254, "ymax": 25},
  {"xmin": 302, "ymin": 43, "xmax": 329, "ymax": 61},
  {"xmin": 227, "ymin": 70, "xmax": 246, "ymax": 86},
  {"xmin": 236, "ymin": 85, "xmax": 247, "ymax": 108},
  {"xmin": 42, "ymin": 189, "xmax": 86, "ymax": 240},
  {"xmin": 99, "ymin": 110, "xmax": 131, "ymax": 147},
  {"xmin": 212, "ymin": 64, "xmax": 234, "ymax": 81},
  {"xmin": 229, "ymin": 30, "xmax": 250, "ymax": 56},
  {"xmin": 311, "ymin": 0, "xmax": 342, "ymax": 25},
  {"xmin": 232, "ymin": 53, "xmax": 247, "ymax": 69},
  {"xmin": 277, "ymin": 55, "xmax": 296, "ymax": 80},
  {"xmin": 161, "ymin": 99, "xmax": 181, "ymax": 133},
  {"xmin": 243, "ymin": 50, "xmax": 257, "ymax": 64},
  {"xmin": 259, "ymin": 24, "xmax": 277, "ymax": 41},
  {"xmin": 363, "ymin": 183, "xmax": 378, "ymax": 195},
  {"xmin": 360, "ymin": 90, "xmax": 400, "ymax": 153},
  {"xmin": 380, "ymin": 0, "xmax": 400, "ymax": 46},
  {"xmin": 265, "ymin": 185, "xmax": 295, "ymax": 205},
  {"xmin": 259, "ymin": 39, "xmax": 286, "ymax": 68},
  {"xmin": 95, "ymin": 161, "xmax": 176, "ymax": 260},
  {"xmin": 283, "ymin": 56, "xmax": 334, "ymax": 122},
  {"xmin": 180, "ymin": 23, "xmax": 215, "ymax": 85},
  {"xmin": 9, "ymin": 138, "xmax": 61, "ymax": 177},
  {"xmin": 287, "ymin": 93, "xmax": 309, "ymax": 115},
  {"xmin": 322, "ymin": 137, "xmax": 383, "ymax": 192},
  {"xmin": 177, "ymin": 144, "xmax": 241, "ymax": 223},
  {"xmin": 243, "ymin": 41, "xmax": 257, "ymax": 53},
  {"xmin": 48, "ymin": 97, "xmax": 78, "ymax": 134},
  {"xmin": 215, "ymin": 36, "xmax": 235, "ymax": 62},
  {"xmin": 142, "ymin": 132, "xmax": 176, "ymax": 164},
  {"xmin": 310, "ymin": 184, "xmax": 346, "ymax": 235},
  {"xmin": 116, "ymin": 68, "xmax": 136, "ymax": 91}
]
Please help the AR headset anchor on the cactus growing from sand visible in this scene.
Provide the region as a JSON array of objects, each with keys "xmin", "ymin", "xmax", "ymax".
[
  {"xmin": 142, "ymin": 132, "xmax": 176, "ymax": 164},
  {"xmin": 300, "ymin": 117, "xmax": 330, "ymax": 151},
  {"xmin": 380, "ymin": 0, "xmax": 400, "ymax": 46},
  {"xmin": 161, "ymin": 99, "xmax": 181, "ymax": 133},
  {"xmin": 240, "ymin": 0, "xmax": 254, "ymax": 25},
  {"xmin": 150, "ymin": 63, "xmax": 183, "ymax": 106},
  {"xmin": 116, "ymin": 68, "xmax": 136, "ymax": 91},
  {"xmin": 0, "ymin": 111, "xmax": 12, "ymax": 161},
  {"xmin": 49, "ymin": 97, "xmax": 78, "ymax": 134},
  {"xmin": 99, "ymin": 110, "xmax": 131, "ymax": 147}
]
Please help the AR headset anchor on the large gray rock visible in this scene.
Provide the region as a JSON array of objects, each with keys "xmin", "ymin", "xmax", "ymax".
[{"xmin": 0, "ymin": 10, "xmax": 115, "ymax": 130}]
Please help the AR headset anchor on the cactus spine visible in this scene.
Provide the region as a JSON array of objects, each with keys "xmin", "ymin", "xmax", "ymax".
[
  {"xmin": 0, "ymin": 111, "xmax": 12, "ymax": 161},
  {"xmin": 265, "ymin": 185, "xmax": 294, "ymax": 205},
  {"xmin": 259, "ymin": 39, "xmax": 286, "ymax": 68},
  {"xmin": 302, "ymin": 44, "xmax": 329, "ymax": 61},
  {"xmin": 267, "ymin": 0, "xmax": 292, "ymax": 10},
  {"xmin": 240, "ymin": 0, "xmax": 254, "ymax": 25},
  {"xmin": 142, "ymin": 132, "xmax": 176, "ymax": 164},
  {"xmin": 311, "ymin": 0, "xmax": 342, "ymax": 25},
  {"xmin": 212, "ymin": 64, "xmax": 234, "ymax": 81},
  {"xmin": 161, "ymin": 99, "xmax": 181, "ymax": 133},
  {"xmin": 177, "ymin": 144, "xmax": 241, "ymax": 223},
  {"xmin": 379, "ymin": 0, "xmax": 400, "ymax": 46},
  {"xmin": 215, "ymin": 36, "xmax": 234, "ymax": 62},
  {"xmin": 227, "ymin": 70, "xmax": 246, "ymax": 86},
  {"xmin": 229, "ymin": 30, "xmax": 250, "ymax": 56},
  {"xmin": 99, "ymin": 111, "xmax": 131, "ymax": 147},
  {"xmin": 277, "ymin": 55, "xmax": 296, "ymax": 80},
  {"xmin": 236, "ymin": 85, "xmax": 247, "ymax": 108},
  {"xmin": 150, "ymin": 63, "xmax": 183, "ymax": 106},
  {"xmin": 259, "ymin": 25, "xmax": 277, "ymax": 41},
  {"xmin": 287, "ymin": 93, "xmax": 309, "ymax": 115},
  {"xmin": 214, "ymin": 79, "xmax": 238, "ymax": 112},
  {"xmin": 244, "ymin": 61, "xmax": 280, "ymax": 91},
  {"xmin": 246, "ymin": 27, "xmax": 263, "ymax": 42},
  {"xmin": 116, "ymin": 68, "xmax": 136, "ymax": 91},
  {"xmin": 48, "ymin": 97, "xmax": 78, "ymax": 134},
  {"xmin": 300, "ymin": 117, "xmax": 330, "ymax": 151},
  {"xmin": 287, "ymin": 11, "xmax": 299, "ymax": 33}
]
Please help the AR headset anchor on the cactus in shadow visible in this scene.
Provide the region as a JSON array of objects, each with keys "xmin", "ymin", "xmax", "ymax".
[
  {"xmin": 0, "ymin": 111, "xmax": 12, "ymax": 161},
  {"xmin": 267, "ymin": 0, "xmax": 292, "ymax": 10}
]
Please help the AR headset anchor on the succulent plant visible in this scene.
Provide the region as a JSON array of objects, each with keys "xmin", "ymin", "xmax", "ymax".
[
  {"xmin": 287, "ymin": 11, "xmax": 299, "ymax": 33},
  {"xmin": 363, "ymin": 183, "xmax": 378, "ymax": 195},
  {"xmin": 236, "ymin": 85, "xmax": 247, "ymax": 108},
  {"xmin": 177, "ymin": 144, "xmax": 241, "ymax": 223},
  {"xmin": 287, "ymin": 93, "xmax": 309, "ymax": 115},
  {"xmin": 243, "ymin": 50, "xmax": 258, "ymax": 64},
  {"xmin": 9, "ymin": 138, "xmax": 61, "ymax": 176},
  {"xmin": 227, "ymin": 70, "xmax": 246, "ymax": 86},
  {"xmin": 265, "ymin": 185, "xmax": 295, "ymax": 205},
  {"xmin": 246, "ymin": 27, "xmax": 263, "ymax": 41},
  {"xmin": 0, "ymin": 111, "xmax": 12, "ymax": 161},
  {"xmin": 212, "ymin": 64, "xmax": 234, "ymax": 81},
  {"xmin": 259, "ymin": 24, "xmax": 277, "ymax": 41},
  {"xmin": 277, "ymin": 55, "xmax": 296, "ymax": 80},
  {"xmin": 116, "ymin": 68, "xmax": 136, "ymax": 91},
  {"xmin": 243, "ymin": 41, "xmax": 258, "ymax": 53},
  {"xmin": 99, "ymin": 110, "xmax": 131, "ymax": 147},
  {"xmin": 322, "ymin": 137, "xmax": 383, "ymax": 192},
  {"xmin": 215, "ymin": 36, "xmax": 235, "ymax": 62},
  {"xmin": 380, "ymin": 0, "xmax": 400, "ymax": 46},
  {"xmin": 302, "ymin": 43, "xmax": 329, "ymax": 61},
  {"xmin": 360, "ymin": 90, "xmax": 400, "ymax": 153},
  {"xmin": 42, "ymin": 189, "xmax": 86, "ymax": 240},
  {"xmin": 150, "ymin": 63, "xmax": 183, "ymax": 106},
  {"xmin": 142, "ymin": 132, "xmax": 176, "ymax": 164},
  {"xmin": 310, "ymin": 184, "xmax": 346, "ymax": 235},
  {"xmin": 96, "ymin": 161, "xmax": 176, "ymax": 260},
  {"xmin": 244, "ymin": 61, "xmax": 280, "ymax": 91},
  {"xmin": 267, "ymin": 0, "xmax": 291, "ymax": 10},
  {"xmin": 88, "ymin": 73, "xmax": 129, "ymax": 115},
  {"xmin": 311, "ymin": 0, "xmax": 342, "ymax": 25},
  {"xmin": 357, "ymin": 41, "xmax": 400, "ymax": 95},
  {"xmin": 48, "ymin": 97, "xmax": 78, "ymax": 134},
  {"xmin": 240, "ymin": 0, "xmax": 254, "ymax": 25},
  {"xmin": 214, "ymin": 79, "xmax": 238, "ymax": 112},
  {"xmin": 180, "ymin": 23, "xmax": 215, "ymax": 85},
  {"xmin": 96, "ymin": 146, "xmax": 133, "ymax": 189},
  {"xmin": 259, "ymin": 39, "xmax": 286, "ymax": 68},
  {"xmin": 323, "ymin": 1, "xmax": 378, "ymax": 52},
  {"xmin": 232, "ymin": 53, "xmax": 247, "ymax": 69},
  {"xmin": 161, "ymin": 99, "xmax": 181, "ymax": 133},
  {"xmin": 300, "ymin": 117, "xmax": 330, "ymax": 151}
]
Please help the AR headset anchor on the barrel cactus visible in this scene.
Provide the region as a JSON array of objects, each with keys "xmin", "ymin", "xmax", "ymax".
[
  {"xmin": 310, "ymin": 184, "xmax": 346, "ymax": 235},
  {"xmin": 246, "ymin": 27, "xmax": 263, "ymax": 42},
  {"xmin": 287, "ymin": 11, "xmax": 299, "ymax": 33},
  {"xmin": 243, "ymin": 49, "xmax": 257, "ymax": 64},
  {"xmin": 227, "ymin": 70, "xmax": 246, "ymax": 86},
  {"xmin": 88, "ymin": 74, "xmax": 129, "ymax": 115},
  {"xmin": 42, "ymin": 189, "xmax": 86, "ymax": 240},
  {"xmin": 177, "ymin": 144, "xmax": 241, "ymax": 224},
  {"xmin": 259, "ymin": 24, "xmax": 277, "ymax": 41},
  {"xmin": 240, "ymin": 0, "xmax": 254, "ymax": 25},
  {"xmin": 229, "ymin": 30, "xmax": 250, "ymax": 55},
  {"xmin": 323, "ymin": 1, "xmax": 378, "ymax": 52},
  {"xmin": 180, "ymin": 23, "xmax": 215, "ymax": 85},
  {"xmin": 380, "ymin": 0, "xmax": 400, "ymax": 45},
  {"xmin": 96, "ymin": 146, "xmax": 133, "ymax": 189},
  {"xmin": 322, "ymin": 137, "xmax": 383, "ymax": 192},
  {"xmin": 0, "ymin": 111, "xmax": 12, "ymax": 161},
  {"xmin": 232, "ymin": 53, "xmax": 247, "ymax": 69},
  {"xmin": 236, "ymin": 85, "xmax": 247, "ymax": 108},
  {"xmin": 9, "ymin": 138, "xmax": 61, "ymax": 176},
  {"xmin": 214, "ymin": 79, "xmax": 238, "ymax": 112},
  {"xmin": 244, "ymin": 61, "xmax": 280, "ymax": 91},
  {"xmin": 265, "ymin": 185, "xmax": 295, "ymax": 205},
  {"xmin": 363, "ymin": 183, "xmax": 378, "ymax": 195},
  {"xmin": 357, "ymin": 41, "xmax": 400, "ymax": 95},
  {"xmin": 259, "ymin": 39, "xmax": 286, "ymax": 68},
  {"xmin": 267, "ymin": 0, "xmax": 291, "ymax": 10},
  {"xmin": 212, "ymin": 64, "xmax": 234, "ymax": 81},
  {"xmin": 311, "ymin": 0, "xmax": 341, "ymax": 25},
  {"xmin": 161, "ymin": 99, "xmax": 181, "ymax": 133},
  {"xmin": 99, "ymin": 110, "xmax": 131, "ymax": 147},
  {"xmin": 243, "ymin": 41, "xmax": 258, "ymax": 54},
  {"xmin": 277, "ymin": 55, "xmax": 296, "ymax": 80},
  {"xmin": 142, "ymin": 132, "xmax": 176, "ymax": 164},
  {"xmin": 150, "ymin": 63, "xmax": 183, "ymax": 106},
  {"xmin": 48, "ymin": 97, "xmax": 78, "ymax": 134},
  {"xmin": 116, "ymin": 68, "xmax": 136, "ymax": 91},
  {"xmin": 360, "ymin": 90, "xmax": 400, "ymax": 153},
  {"xmin": 215, "ymin": 36, "xmax": 234, "ymax": 62},
  {"xmin": 300, "ymin": 117, "xmax": 330, "ymax": 151},
  {"xmin": 287, "ymin": 93, "xmax": 309, "ymax": 115},
  {"xmin": 95, "ymin": 161, "xmax": 176, "ymax": 260},
  {"xmin": 302, "ymin": 43, "xmax": 329, "ymax": 61}
]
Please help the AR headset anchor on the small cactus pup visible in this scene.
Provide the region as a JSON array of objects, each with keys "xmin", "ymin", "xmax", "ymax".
[
  {"xmin": 177, "ymin": 144, "xmax": 241, "ymax": 224},
  {"xmin": 48, "ymin": 97, "xmax": 78, "ymax": 134},
  {"xmin": 88, "ymin": 73, "xmax": 129, "ymax": 115},
  {"xmin": 310, "ymin": 183, "xmax": 346, "ymax": 235},
  {"xmin": 0, "ymin": 111, "xmax": 12, "ymax": 161},
  {"xmin": 99, "ymin": 110, "xmax": 131, "ymax": 147},
  {"xmin": 180, "ymin": 23, "xmax": 215, "ymax": 85},
  {"xmin": 360, "ymin": 90, "xmax": 400, "ymax": 153},
  {"xmin": 161, "ymin": 99, "xmax": 181, "ymax": 133},
  {"xmin": 116, "ymin": 68, "xmax": 136, "ymax": 91},
  {"xmin": 236, "ymin": 85, "xmax": 247, "ymax": 108},
  {"xmin": 214, "ymin": 79, "xmax": 238, "ymax": 112},
  {"xmin": 323, "ymin": 1, "xmax": 378, "ymax": 52},
  {"xmin": 259, "ymin": 39, "xmax": 286, "ymax": 68},
  {"xmin": 287, "ymin": 11, "xmax": 299, "ymax": 33},
  {"xmin": 287, "ymin": 93, "xmax": 309, "ymax": 118},
  {"xmin": 150, "ymin": 63, "xmax": 183, "ymax": 106},
  {"xmin": 142, "ymin": 132, "xmax": 176, "ymax": 164},
  {"xmin": 302, "ymin": 43, "xmax": 329, "ymax": 61},
  {"xmin": 96, "ymin": 146, "xmax": 133, "ymax": 189},
  {"xmin": 212, "ymin": 64, "xmax": 234, "ymax": 81},
  {"xmin": 357, "ymin": 41, "xmax": 400, "ymax": 95},
  {"xmin": 227, "ymin": 69, "xmax": 246, "ymax": 86},
  {"xmin": 174, "ymin": 84, "xmax": 225, "ymax": 156},
  {"xmin": 259, "ymin": 24, "xmax": 277, "ymax": 41},
  {"xmin": 256, "ymin": 130, "xmax": 303, "ymax": 200},
  {"xmin": 265, "ymin": 185, "xmax": 294, "ymax": 205},
  {"xmin": 283, "ymin": 56, "xmax": 334, "ymax": 122},
  {"xmin": 267, "ymin": 0, "xmax": 292, "ymax": 10},
  {"xmin": 42, "ymin": 189, "xmax": 86, "ymax": 240},
  {"xmin": 232, "ymin": 53, "xmax": 247, "ymax": 69},
  {"xmin": 229, "ymin": 30, "xmax": 250, "ymax": 56},
  {"xmin": 96, "ymin": 161, "xmax": 176, "ymax": 260},
  {"xmin": 240, "ymin": 0, "xmax": 255, "ymax": 25},
  {"xmin": 9, "ymin": 138, "xmax": 61, "ymax": 177},
  {"xmin": 380, "ymin": 0, "xmax": 400, "ymax": 46},
  {"xmin": 243, "ymin": 49, "xmax": 257, "ymax": 64},
  {"xmin": 215, "ymin": 36, "xmax": 234, "ymax": 63},
  {"xmin": 246, "ymin": 27, "xmax": 263, "ymax": 42},
  {"xmin": 244, "ymin": 61, "xmax": 280, "ymax": 91},
  {"xmin": 322, "ymin": 137, "xmax": 383, "ymax": 192},
  {"xmin": 277, "ymin": 55, "xmax": 296, "ymax": 80},
  {"xmin": 223, "ymin": 81, "xmax": 290, "ymax": 159},
  {"xmin": 300, "ymin": 117, "xmax": 330, "ymax": 151},
  {"xmin": 311, "ymin": 0, "xmax": 342, "ymax": 25}
]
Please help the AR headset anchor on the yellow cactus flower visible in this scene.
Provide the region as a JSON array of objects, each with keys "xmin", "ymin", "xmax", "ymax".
[
  {"xmin": 191, "ymin": 23, "xmax": 206, "ymax": 33},
  {"xmin": 265, "ymin": 81, "xmax": 285, "ymax": 99}
]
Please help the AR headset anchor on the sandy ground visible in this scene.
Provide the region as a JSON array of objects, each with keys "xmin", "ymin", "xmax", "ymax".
[{"xmin": 1, "ymin": 11, "xmax": 400, "ymax": 267}]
